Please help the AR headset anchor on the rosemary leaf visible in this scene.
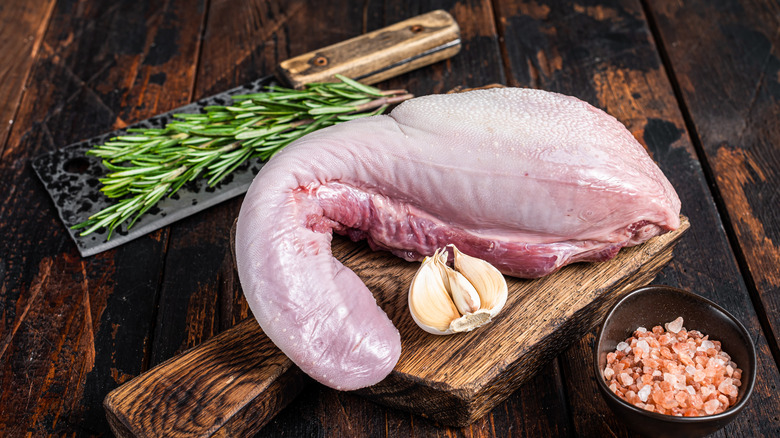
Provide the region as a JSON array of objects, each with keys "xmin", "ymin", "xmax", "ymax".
[{"xmin": 71, "ymin": 77, "xmax": 413, "ymax": 240}]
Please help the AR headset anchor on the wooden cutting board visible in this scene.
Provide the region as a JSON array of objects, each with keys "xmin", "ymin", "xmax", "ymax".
[{"xmin": 104, "ymin": 216, "xmax": 689, "ymax": 437}]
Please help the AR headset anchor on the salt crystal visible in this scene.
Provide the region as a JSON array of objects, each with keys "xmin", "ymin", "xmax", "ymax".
[
  {"xmin": 620, "ymin": 373, "xmax": 634, "ymax": 386},
  {"xmin": 697, "ymin": 340, "xmax": 714, "ymax": 352},
  {"xmin": 663, "ymin": 372, "xmax": 678, "ymax": 385},
  {"xmin": 671, "ymin": 342, "xmax": 687, "ymax": 354},
  {"xmin": 637, "ymin": 340, "xmax": 650, "ymax": 354},
  {"xmin": 704, "ymin": 399, "xmax": 720, "ymax": 415},
  {"xmin": 638, "ymin": 385, "xmax": 652, "ymax": 402},
  {"xmin": 604, "ymin": 367, "xmax": 615, "ymax": 380},
  {"xmin": 666, "ymin": 316, "xmax": 684, "ymax": 334},
  {"xmin": 718, "ymin": 379, "xmax": 738, "ymax": 397},
  {"xmin": 685, "ymin": 365, "xmax": 697, "ymax": 375},
  {"xmin": 687, "ymin": 385, "xmax": 696, "ymax": 395},
  {"xmin": 637, "ymin": 327, "xmax": 647, "ymax": 333},
  {"xmin": 690, "ymin": 394, "xmax": 704, "ymax": 409},
  {"xmin": 660, "ymin": 395, "xmax": 679, "ymax": 410},
  {"xmin": 616, "ymin": 341, "xmax": 629, "ymax": 352}
]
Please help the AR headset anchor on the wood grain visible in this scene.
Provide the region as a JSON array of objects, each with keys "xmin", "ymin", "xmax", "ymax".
[
  {"xmin": 104, "ymin": 218, "xmax": 687, "ymax": 436},
  {"xmin": 647, "ymin": 0, "xmax": 780, "ymax": 364},
  {"xmin": 0, "ymin": 0, "xmax": 56, "ymax": 154},
  {"xmin": 105, "ymin": 318, "xmax": 307, "ymax": 437},
  {"xmin": 0, "ymin": 0, "xmax": 206, "ymax": 435},
  {"xmin": 489, "ymin": 0, "xmax": 780, "ymax": 435}
]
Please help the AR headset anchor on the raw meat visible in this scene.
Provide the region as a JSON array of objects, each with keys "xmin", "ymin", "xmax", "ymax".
[{"xmin": 235, "ymin": 87, "xmax": 681, "ymax": 390}]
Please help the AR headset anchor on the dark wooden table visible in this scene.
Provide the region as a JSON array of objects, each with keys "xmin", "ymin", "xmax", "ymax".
[{"xmin": 2, "ymin": 0, "xmax": 779, "ymax": 436}]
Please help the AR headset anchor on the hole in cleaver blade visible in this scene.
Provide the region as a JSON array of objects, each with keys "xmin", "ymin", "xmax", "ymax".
[{"xmin": 31, "ymin": 76, "xmax": 280, "ymax": 257}]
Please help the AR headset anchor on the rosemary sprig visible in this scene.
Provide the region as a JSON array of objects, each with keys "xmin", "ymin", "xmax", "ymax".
[{"xmin": 72, "ymin": 75, "xmax": 413, "ymax": 239}]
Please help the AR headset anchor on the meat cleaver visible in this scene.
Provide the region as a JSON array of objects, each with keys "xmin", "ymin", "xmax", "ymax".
[{"xmin": 32, "ymin": 10, "xmax": 461, "ymax": 257}]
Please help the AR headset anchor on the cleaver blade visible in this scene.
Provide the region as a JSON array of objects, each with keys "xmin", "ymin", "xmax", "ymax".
[{"xmin": 31, "ymin": 10, "xmax": 460, "ymax": 257}]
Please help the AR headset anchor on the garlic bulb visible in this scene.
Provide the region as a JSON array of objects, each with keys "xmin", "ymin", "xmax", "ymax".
[{"xmin": 408, "ymin": 245, "xmax": 508, "ymax": 335}]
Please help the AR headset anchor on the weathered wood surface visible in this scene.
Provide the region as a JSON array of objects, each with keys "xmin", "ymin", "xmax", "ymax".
[
  {"xmin": 104, "ymin": 219, "xmax": 688, "ymax": 435},
  {"xmin": 105, "ymin": 318, "xmax": 307, "ymax": 438},
  {"xmin": 646, "ymin": 0, "xmax": 780, "ymax": 375},
  {"xmin": 2, "ymin": 0, "xmax": 780, "ymax": 437},
  {"xmin": 0, "ymin": 0, "xmax": 56, "ymax": 152}
]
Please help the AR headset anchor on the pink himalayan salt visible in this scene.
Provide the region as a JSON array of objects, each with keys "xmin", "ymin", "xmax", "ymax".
[
  {"xmin": 666, "ymin": 317, "xmax": 684, "ymax": 333},
  {"xmin": 704, "ymin": 399, "xmax": 720, "ymax": 415},
  {"xmin": 604, "ymin": 317, "xmax": 742, "ymax": 417},
  {"xmin": 638, "ymin": 385, "xmax": 652, "ymax": 402}
]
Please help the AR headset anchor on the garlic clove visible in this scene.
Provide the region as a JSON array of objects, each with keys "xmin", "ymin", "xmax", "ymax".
[
  {"xmin": 450, "ymin": 245, "xmax": 508, "ymax": 316},
  {"xmin": 408, "ymin": 245, "xmax": 509, "ymax": 335},
  {"xmin": 444, "ymin": 265, "xmax": 481, "ymax": 315},
  {"xmin": 408, "ymin": 251, "xmax": 460, "ymax": 334},
  {"xmin": 431, "ymin": 249, "xmax": 481, "ymax": 315}
]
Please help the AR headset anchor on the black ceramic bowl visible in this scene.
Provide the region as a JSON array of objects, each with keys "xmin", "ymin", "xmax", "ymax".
[{"xmin": 594, "ymin": 285, "xmax": 756, "ymax": 438}]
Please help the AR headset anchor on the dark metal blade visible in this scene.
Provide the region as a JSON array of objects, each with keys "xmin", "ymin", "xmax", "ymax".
[{"xmin": 31, "ymin": 75, "xmax": 278, "ymax": 257}]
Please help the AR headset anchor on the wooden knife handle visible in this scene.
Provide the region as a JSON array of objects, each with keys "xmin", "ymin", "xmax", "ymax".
[
  {"xmin": 277, "ymin": 9, "xmax": 461, "ymax": 88},
  {"xmin": 104, "ymin": 318, "xmax": 305, "ymax": 438}
]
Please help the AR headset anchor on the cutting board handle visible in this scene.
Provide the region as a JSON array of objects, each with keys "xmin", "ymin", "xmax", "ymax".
[
  {"xmin": 277, "ymin": 10, "xmax": 461, "ymax": 88},
  {"xmin": 104, "ymin": 318, "xmax": 304, "ymax": 437}
]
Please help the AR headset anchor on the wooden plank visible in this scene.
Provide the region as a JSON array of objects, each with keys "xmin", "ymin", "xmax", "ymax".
[
  {"xmin": 105, "ymin": 318, "xmax": 307, "ymax": 437},
  {"xmin": 254, "ymin": 361, "xmax": 574, "ymax": 437},
  {"xmin": 490, "ymin": 0, "xmax": 780, "ymax": 435},
  {"xmin": 0, "ymin": 0, "xmax": 56, "ymax": 154},
  {"xmin": 104, "ymin": 219, "xmax": 688, "ymax": 436},
  {"xmin": 0, "ymin": 0, "xmax": 206, "ymax": 435},
  {"xmin": 647, "ymin": 0, "xmax": 780, "ymax": 363}
]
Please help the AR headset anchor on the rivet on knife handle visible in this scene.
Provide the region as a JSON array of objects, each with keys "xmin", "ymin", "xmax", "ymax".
[{"xmin": 277, "ymin": 10, "xmax": 461, "ymax": 88}]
